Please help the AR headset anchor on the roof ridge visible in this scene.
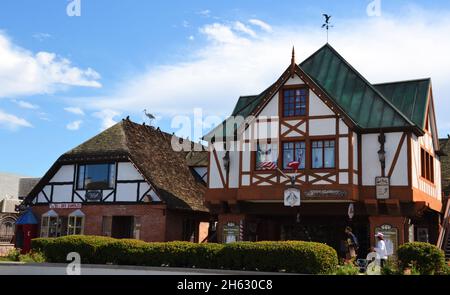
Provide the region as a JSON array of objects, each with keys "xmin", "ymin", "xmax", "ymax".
[
  {"xmin": 373, "ymin": 78, "xmax": 431, "ymax": 86},
  {"xmin": 302, "ymin": 43, "xmax": 415, "ymax": 127}
]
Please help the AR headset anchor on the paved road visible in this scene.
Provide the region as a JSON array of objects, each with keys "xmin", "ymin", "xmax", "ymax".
[{"xmin": 0, "ymin": 262, "xmax": 282, "ymax": 275}]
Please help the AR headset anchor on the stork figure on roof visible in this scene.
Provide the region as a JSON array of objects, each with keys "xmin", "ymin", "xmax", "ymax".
[
  {"xmin": 322, "ymin": 14, "xmax": 333, "ymax": 43},
  {"xmin": 143, "ymin": 109, "xmax": 156, "ymax": 126}
]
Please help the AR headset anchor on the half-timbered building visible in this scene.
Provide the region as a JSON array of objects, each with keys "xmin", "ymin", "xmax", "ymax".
[
  {"xmin": 23, "ymin": 118, "xmax": 210, "ymax": 243},
  {"xmin": 204, "ymin": 44, "xmax": 444, "ymax": 256}
]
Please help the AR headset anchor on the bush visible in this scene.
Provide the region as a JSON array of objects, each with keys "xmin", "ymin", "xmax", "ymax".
[
  {"xmin": 19, "ymin": 251, "xmax": 46, "ymax": 263},
  {"xmin": 31, "ymin": 236, "xmax": 338, "ymax": 274},
  {"xmin": 381, "ymin": 259, "xmax": 401, "ymax": 275},
  {"xmin": 32, "ymin": 235, "xmax": 115, "ymax": 264},
  {"xmin": 335, "ymin": 262, "xmax": 360, "ymax": 275},
  {"xmin": 397, "ymin": 242, "xmax": 446, "ymax": 275},
  {"xmin": 218, "ymin": 241, "xmax": 337, "ymax": 274},
  {"xmin": 3, "ymin": 248, "xmax": 46, "ymax": 263}
]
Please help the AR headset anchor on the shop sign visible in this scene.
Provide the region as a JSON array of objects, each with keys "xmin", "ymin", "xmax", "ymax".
[
  {"xmin": 304, "ymin": 189, "xmax": 347, "ymax": 198},
  {"xmin": 375, "ymin": 224, "xmax": 398, "ymax": 256},
  {"xmin": 49, "ymin": 203, "xmax": 82, "ymax": 209},
  {"xmin": 85, "ymin": 190, "xmax": 102, "ymax": 201},
  {"xmin": 284, "ymin": 187, "xmax": 301, "ymax": 207},
  {"xmin": 375, "ymin": 177, "xmax": 390, "ymax": 199},
  {"xmin": 223, "ymin": 222, "xmax": 240, "ymax": 244}
]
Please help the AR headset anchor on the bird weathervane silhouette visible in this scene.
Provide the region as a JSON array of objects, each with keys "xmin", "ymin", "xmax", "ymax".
[
  {"xmin": 143, "ymin": 109, "xmax": 156, "ymax": 126},
  {"xmin": 322, "ymin": 14, "xmax": 333, "ymax": 43}
]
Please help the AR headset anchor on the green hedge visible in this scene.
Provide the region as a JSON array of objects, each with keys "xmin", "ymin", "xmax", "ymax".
[
  {"xmin": 32, "ymin": 236, "xmax": 115, "ymax": 264},
  {"xmin": 397, "ymin": 242, "xmax": 446, "ymax": 275},
  {"xmin": 32, "ymin": 236, "xmax": 338, "ymax": 274}
]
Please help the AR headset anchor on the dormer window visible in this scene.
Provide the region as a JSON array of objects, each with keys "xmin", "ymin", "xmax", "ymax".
[
  {"xmin": 283, "ymin": 87, "xmax": 307, "ymax": 117},
  {"xmin": 77, "ymin": 163, "xmax": 115, "ymax": 190}
]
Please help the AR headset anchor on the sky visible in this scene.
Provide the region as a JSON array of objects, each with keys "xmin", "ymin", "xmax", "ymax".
[{"xmin": 1, "ymin": 0, "xmax": 450, "ymax": 177}]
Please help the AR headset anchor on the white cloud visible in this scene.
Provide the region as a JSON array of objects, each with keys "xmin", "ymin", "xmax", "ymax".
[
  {"xmin": 0, "ymin": 32, "xmax": 101, "ymax": 99},
  {"xmin": 83, "ymin": 8, "xmax": 450, "ymax": 136},
  {"xmin": 64, "ymin": 107, "xmax": 85, "ymax": 116},
  {"xmin": 92, "ymin": 109, "xmax": 121, "ymax": 130},
  {"xmin": 0, "ymin": 109, "xmax": 32, "ymax": 130},
  {"xmin": 248, "ymin": 19, "xmax": 273, "ymax": 32},
  {"xmin": 188, "ymin": 35, "xmax": 195, "ymax": 41},
  {"xmin": 234, "ymin": 21, "xmax": 256, "ymax": 37},
  {"xmin": 12, "ymin": 99, "xmax": 39, "ymax": 109},
  {"xmin": 66, "ymin": 120, "xmax": 82, "ymax": 131}
]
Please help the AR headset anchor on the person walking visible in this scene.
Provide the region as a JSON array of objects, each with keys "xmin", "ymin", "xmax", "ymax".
[
  {"xmin": 344, "ymin": 226, "xmax": 359, "ymax": 262},
  {"xmin": 374, "ymin": 232, "xmax": 388, "ymax": 267}
]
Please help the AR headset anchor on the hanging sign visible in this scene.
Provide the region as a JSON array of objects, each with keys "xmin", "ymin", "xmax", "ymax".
[
  {"xmin": 284, "ymin": 187, "xmax": 301, "ymax": 207},
  {"xmin": 85, "ymin": 190, "xmax": 103, "ymax": 201},
  {"xmin": 375, "ymin": 177, "xmax": 390, "ymax": 199}
]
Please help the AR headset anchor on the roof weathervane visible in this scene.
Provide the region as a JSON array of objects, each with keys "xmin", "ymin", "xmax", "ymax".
[
  {"xmin": 290, "ymin": 46, "xmax": 296, "ymax": 77},
  {"xmin": 322, "ymin": 14, "xmax": 333, "ymax": 43},
  {"xmin": 143, "ymin": 109, "xmax": 156, "ymax": 126}
]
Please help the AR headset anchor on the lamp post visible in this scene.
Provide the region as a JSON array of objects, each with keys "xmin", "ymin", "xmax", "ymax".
[
  {"xmin": 222, "ymin": 151, "xmax": 230, "ymax": 173},
  {"xmin": 378, "ymin": 131, "xmax": 386, "ymax": 176}
]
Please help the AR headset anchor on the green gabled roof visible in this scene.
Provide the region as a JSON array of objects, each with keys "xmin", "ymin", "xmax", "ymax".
[
  {"xmin": 232, "ymin": 95, "xmax": 258, "ymax": 116},
  {"xmin": 300, "ymin": 43, "xmax": 414, "ymax": 129},
  {"xmin": 204, "ymin": 85, "xmax": 273, "ymax": 140},
  {"xmin": 374, "ymin": 78, "xmax": 430, "ymax": 129}
]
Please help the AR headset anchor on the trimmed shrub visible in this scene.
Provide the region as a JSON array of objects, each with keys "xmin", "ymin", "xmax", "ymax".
[
  {"xmin": 218, "ymin": 241, "xmax": 338, "ymax": 274},
  {"xmin": 397, "ymin": 242, "xmax": 446, "ymax": 275},
  {"xmin": 32, "ymin": 235, "xmax": 115, "ymax": 264},
  {"xmin": 31, "ymin": 236, "xmax": 338, "ymax": 274}
]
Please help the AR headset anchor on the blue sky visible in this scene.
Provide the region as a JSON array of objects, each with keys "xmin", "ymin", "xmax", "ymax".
[{"xmin": 1, "ymin": 0, "xmax": 450, "ymax": 177}]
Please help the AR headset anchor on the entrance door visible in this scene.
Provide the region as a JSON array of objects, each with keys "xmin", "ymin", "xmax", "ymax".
[{"xmin": 111, "ymin": 216, "xmax": 134, "ymax": 239}]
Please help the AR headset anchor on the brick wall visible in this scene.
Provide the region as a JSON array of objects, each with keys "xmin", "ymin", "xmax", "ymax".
[{"xmin": 32, "ymin": 204, "xmax": 168, "ymax": 242}]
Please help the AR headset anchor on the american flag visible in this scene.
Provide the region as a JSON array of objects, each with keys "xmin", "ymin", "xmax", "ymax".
[{"xmin": 257, "ymin": 161, "xmax": 277, "ymax": 170}]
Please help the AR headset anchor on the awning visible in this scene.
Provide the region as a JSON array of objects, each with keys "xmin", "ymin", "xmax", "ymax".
[{"xmin": 16, "ymin": 208, "xmax": 38, "ymax": 225}]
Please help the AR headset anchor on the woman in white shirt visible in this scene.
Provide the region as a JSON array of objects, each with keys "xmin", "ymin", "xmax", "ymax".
[{"xmin": 374, "ymin": 232, "xmax": 388, "ymax": 267}]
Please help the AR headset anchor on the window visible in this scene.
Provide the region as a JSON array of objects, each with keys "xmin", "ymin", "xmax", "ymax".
[
  {"xmin": 40, "ymin": 210, "xmax": 67, "ymax": 238},
  {"xmin": 283, "ymin": 88, "xmax": 307, "ymax": 117},
  {"xmin": 420, "ymin": 148, "xmax": 434, "ymax": 183},
  {"xmin": 283, "ymin": 141, "xmax": 306, "ymax": 169},
  {"xmin": 68, "ymin": 210, "xmax": 85, "ymax": 235},
  {"xmin": 311, "ymin": 140, "xmax": 335, "ymax": 169},
  {"xmin": 256, "ymin": 142, "xmax": 278, "ymax": 170},
  {"xmin": 77, "ymin": 163, "xmax": 115, "ymax": 190}
]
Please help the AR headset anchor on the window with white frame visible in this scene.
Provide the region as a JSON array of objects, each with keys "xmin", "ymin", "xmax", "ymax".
[
  {"xmin": 40, "ymin": 210, "xmax": 63, "ymax": 238},
  {"xmin": 68, "ymin": 210, "xmax": 85, "ymax": 235}
]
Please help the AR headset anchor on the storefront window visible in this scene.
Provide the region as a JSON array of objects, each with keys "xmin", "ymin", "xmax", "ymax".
[
  {"xmin": 68, "ymin": 210, "xmax": 85, "ymax": 235},
  {"xmin": 41, "ymin": 210, "xmax": 61, "ymax": 238}
]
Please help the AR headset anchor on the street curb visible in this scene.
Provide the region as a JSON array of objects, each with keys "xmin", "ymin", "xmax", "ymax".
[{"xmin": 2, "ymin": 262, "xmax": 292, "ymax": 275}]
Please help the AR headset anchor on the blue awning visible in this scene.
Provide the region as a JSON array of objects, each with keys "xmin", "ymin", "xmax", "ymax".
[{"xmin": 16, "ymin": 209, "xmax": 38, "ymax": 225}]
